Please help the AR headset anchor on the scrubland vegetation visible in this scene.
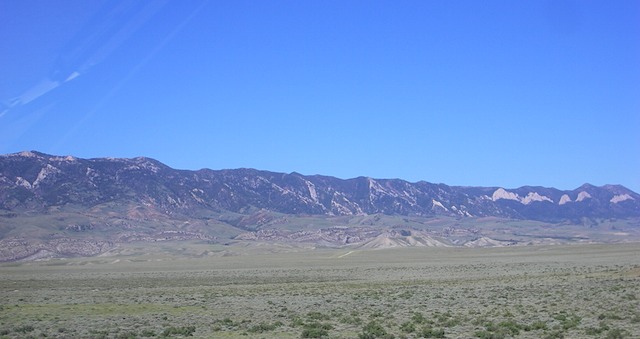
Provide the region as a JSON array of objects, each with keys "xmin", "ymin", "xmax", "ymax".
[{"xmin": 1, "ymin": 243, "xmax": 639, "ymax": 338}]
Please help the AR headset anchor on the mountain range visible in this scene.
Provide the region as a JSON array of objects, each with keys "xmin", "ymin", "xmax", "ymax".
[{"xmin": 1, "ymin": 151, "xmax": 639, "ymax": 261}]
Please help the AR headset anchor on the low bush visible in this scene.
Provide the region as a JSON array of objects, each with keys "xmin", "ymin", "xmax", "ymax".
[
  {"xmin": 421, "ymin": 326, "xmax": 445, "ymax": 338},
  {"xmin": 307, "ymin": 312, "xmax": 330, "ymax": 320},
  {"xmin": 530, "ymin": 320, "xmax": 548, "ymax": 331},
  {"xmin": 400, "ymin": 321, "xmax": 415, "ymax": 333},
  {"xmin": 359, "ymin": 321, "xmax": 393, "ymax": 339},
  {"xmin": 412, "ymin": 312, "xmax": 426, "ymax": 324},
  {"xmin": 116, "ymin": 332, "xmax": 138, "ymax": 339},
  {"xmin": 605, "ymin": 328, "xmax": 627, "ymax": 339},
  {"xmin": 14, "ymin": 325, "xmax": 35, "ymax": 334},
  {"xmin": 247, "ymin": 321, "xmax": 282, "ymax": 333},
  {"xmin": 475, "ymin": 330, "xmax": 506, "ymax": 339},
  {"xmin": 140, "ymin": 329, "xmax": 156, "ymax": 337},
  {"xmin": 300, "ymin": 322, "xmax": 332, "ymax": 338},
  {"xmin": 162, "ymin": 326, "xmax": 196, "ymax": 337}
]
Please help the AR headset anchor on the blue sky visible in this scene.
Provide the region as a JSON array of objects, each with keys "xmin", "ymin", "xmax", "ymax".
[{"xmin": 1, "ymin": 0, "xmax": 639, "ymax": 192}]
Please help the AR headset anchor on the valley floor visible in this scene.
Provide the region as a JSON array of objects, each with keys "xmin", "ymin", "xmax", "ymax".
[{"xmin": 0, "ymin": 243, "xmax": 639, "ymax": 338}]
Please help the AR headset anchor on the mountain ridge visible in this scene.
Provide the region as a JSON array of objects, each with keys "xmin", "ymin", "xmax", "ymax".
[
  {"xmin": 2, "ymin": 150, "xmax": 639, "ymax": 219},
  {"xmin": 1, "ymin": 151, "xmax": 639, "ymax": 261}
]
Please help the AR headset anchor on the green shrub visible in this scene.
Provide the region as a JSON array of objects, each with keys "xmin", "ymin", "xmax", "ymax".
[
  {"xmin": 220, "ymin": 318, "xmax": 236, "ymax": 327},
  {"xmin": 497, "ymin": 320, "xmax": 521, "ymax": 335},
  {"xmin": 561, "ymin": 315, "xmax": 581, "ymax": 330},
  {"xmin": 340, "ymin": 315, "xmax": 363, "ymax": 325},
  {"xmin": 543, "ymin": 330, "xmax": 565, "ymax": 339},
  {"xmin": 412, "ymin": 312, "xmax": 426, "ymax": 324},
  {"xmin": 553, "ymin": 312, "xmax": 581, "ymax": 330},
  {"xmin": 599, "ymin": 312, "xmax": 623, "ymax": 320},
  {"xmin": 421, "ymin": 327, "xmax": 445, "ymax": 338},
  {"xmin": 585, "ymin": 322, "xmax": 609, "ymax": 335},
  {"xmin": 307, "ymin": 312, "xmax": 330, "ymax": 321},
  {"xmin": 475, "ymin": 330, "xmax": 506, "ymax": 339},
  {"xmin": 140, "ymin": 329, "xmax": 156, "ymax": 337},
  {"xmin": 359, "ymin": 321, "xmax": 393, "ymax": 339},
  {"xmin": 301, "ymin": 327, "xmax": 328, "ymax": 338},
  {"xmin": 117, "ymin": 332, "xmax": 138, "ymax": 339},
  {"xmin": 248, "ymin": 321, "xmax": 282, "ymax": 333},
  {"xmin": 530, "ymin": 320, "xmax": 548, "ymax": 331},
  {"xmin": 300, "ymin": 322, "xmax": 332, "ymax": 338},
  {"xmin": 14, "ymin": 325, "xmax": 35, "ymax": 334},
  {"xmin": 89, "ymin": 329, "xmax": 110, "ymax": 338},
  {"xmin": 370, "ymin": 311, "xmax": 385, "ymax": 319},
  {"xmin": 291, "ymin": 316, "xmax": 305, "ymax": 327},
  {"xmin": 441, "ymin": 317, "xmax": 460, "ymax": 327},
  {"xmin": 161, "ymin": 326, "xmax": 196, "ymax": 337},
  {"xmin": 605, "ymin": 328, "xmax": 627, "ymax": 339},
  {"xmin": 400, "ymin": 321, "xmax": 415, "ymax": 333}
]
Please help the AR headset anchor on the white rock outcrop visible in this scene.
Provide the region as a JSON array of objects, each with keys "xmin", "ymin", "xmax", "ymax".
[
  {"xmin": 559, "ymin": 194, "xmax": 572, "ymax": 205},
  {"xmin": 492, "ymin": 188, "xmax": 520, "ymax": 202},
  {"xmin": 432, "ymin": 199, "xmax": 448, "ymax": 211},
  {"xmin": 33, "ymin": 164, "xmax": 60, "ymax": 187},
  {"xmin": 15, "ymin": 177, "xmax": 32, "ymax": 189},
  {"xmin": 576, "ymin": 191, "xmax": 592, "ymax": 202},
  {"xmin": 492, "ymin": 188, "xmax": 553, "ymax": 205},
  {"xmin": 611, "ymin": 194, "xmax": 634, "ymax": 203},
  {"xmin": 521, "ymin": 192, "xmax": 553, "ymax": 204}
]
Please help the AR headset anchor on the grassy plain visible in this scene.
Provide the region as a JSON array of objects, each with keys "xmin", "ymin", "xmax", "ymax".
[{"xmin": 1, "ymin": 242, "xmax": 639, "ymax": 338}]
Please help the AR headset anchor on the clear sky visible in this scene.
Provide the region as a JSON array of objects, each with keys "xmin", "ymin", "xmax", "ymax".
[{"xmin": 1, "ymin": 0, "xmax": 639, "ymax": 192}]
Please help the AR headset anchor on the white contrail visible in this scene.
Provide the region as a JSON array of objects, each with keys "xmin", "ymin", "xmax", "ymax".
[{"xmin": 51, "ymin": 1, "xmax": 209, "ymax": 152}]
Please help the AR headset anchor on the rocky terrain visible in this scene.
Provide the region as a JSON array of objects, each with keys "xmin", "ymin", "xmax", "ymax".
[{"xmin": 1, "ymin": 151, "xmax": 639, "ymax": 261}]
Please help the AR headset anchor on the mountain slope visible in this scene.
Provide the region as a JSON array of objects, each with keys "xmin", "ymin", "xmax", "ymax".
[
  {"xmin": 2, "ymin": 151, "xmax": 638, "ymax": 220},
  {"xmin": 1, "ymin": 151, "xmax": 639, "ymax": 261}
]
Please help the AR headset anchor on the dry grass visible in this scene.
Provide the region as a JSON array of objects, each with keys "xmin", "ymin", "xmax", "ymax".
[{"xmin": 1, "ymin": 243, "xmax": 639, "ymax": 338}]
